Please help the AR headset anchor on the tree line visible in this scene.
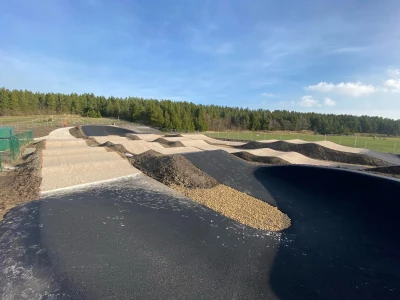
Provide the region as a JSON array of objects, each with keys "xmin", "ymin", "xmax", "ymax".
[{"xmin": 0, "ymin": 87, "xmax": 399, "ymax": 135}]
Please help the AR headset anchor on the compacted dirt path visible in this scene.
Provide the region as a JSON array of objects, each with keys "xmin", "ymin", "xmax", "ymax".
[{"xmin": 41, "ymin": 128, "xmax": 140, "ymax": 193}]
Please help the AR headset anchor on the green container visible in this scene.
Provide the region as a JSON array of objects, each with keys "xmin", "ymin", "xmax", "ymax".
[{"xmin": 0, "ymin": 127, "xmax": 14, "ymax": 138}]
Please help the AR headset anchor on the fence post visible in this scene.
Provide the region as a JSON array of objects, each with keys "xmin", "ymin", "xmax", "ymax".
[
  {"xmin": 364, "ymin": 140, "xmax": 367, "ymax": 149},
  {"xmin": 339, "ymin": 138, "xmax": 342, "ymax": 145},
  {"xmin": 394, "ymin": 142, "xmax": 397, "ymax": 154},
  {"xmin": 354, "ymin": 135, "xmax": 357, "ymax": 147}
]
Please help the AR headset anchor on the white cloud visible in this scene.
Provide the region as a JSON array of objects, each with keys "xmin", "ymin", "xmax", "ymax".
[
  {"xmin": 324, "ymin": 97, "xmax": 336, "ymax": 106},
  {"xmin": 384, "ymin": 79, "xmax": 400, "ymax": 93},
  {"xmin": 298, "ymin": 95, "xmax": 321, "ymax": 107},
  {"xmin": 307, "ymin": 81, "xmax": 376, "ymax": 97},
  {"xmin": 261, "ymin": 92, "xmax": 275, "ymax": 97},
  {"xmin": 388, "ymin": 68, "xmax": 400, "ymax": 77}
]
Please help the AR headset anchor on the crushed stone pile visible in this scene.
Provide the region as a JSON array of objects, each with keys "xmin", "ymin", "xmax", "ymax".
[
  {"xmin": 126, "ymin": 134, "xmax": 141, "ymax": 140},
  {"xmin": 237, "ymin": 141, "xmax": 390, "ymax": 167},
  {"xmin": 232, "ymin": 151, "xmax": 289, "ymax": 165}
]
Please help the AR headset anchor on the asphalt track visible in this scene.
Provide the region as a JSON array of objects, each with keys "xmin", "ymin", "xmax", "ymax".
[
  {"xmin": 81, "ymin": 125, "xmax": 137, "ymax": 136},
  {"xmin": 184, "ymin": 150, "xmax": 400, "ymax": 299},
  {"xmin": 1, "ymin": 153, "xmax": 400, "ymax": 298}
]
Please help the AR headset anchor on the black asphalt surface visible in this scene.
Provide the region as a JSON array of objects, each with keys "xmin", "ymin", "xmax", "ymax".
[
  {"xmin": 1, "ymin": 152, "xmax": 400, "ymax": 299},
  {"xmin": 184, "ymin": 150, "xmax": 400, "ymax": 299},
  {"xmin": 81, "ymin": 125, "xmax": 137, "ymax": 136},
  {"xmin": 363, "ymin": 149, "xmax": 400, "ymax": 165}
]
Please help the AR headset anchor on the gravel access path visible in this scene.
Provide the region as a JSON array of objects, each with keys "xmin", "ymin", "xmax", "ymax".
[{"xmin": 41, "ymin": 128, "xmax": 140, "ymax": 193}]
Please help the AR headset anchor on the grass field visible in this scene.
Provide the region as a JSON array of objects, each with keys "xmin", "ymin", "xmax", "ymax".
[
  {"xmin": 206, "ymin": 131, "xmax": 400, "ymax": 154},
  {"xmin": 0, "ymin": 115, "xmax": 128, "ymax": 128}
]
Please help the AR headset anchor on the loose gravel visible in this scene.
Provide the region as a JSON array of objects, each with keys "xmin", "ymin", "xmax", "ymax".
[
  {"xmin": 129, "ymin": 150, "xmax": 291, "ymax": 231},
  {"xmin": 172, "ymin": 184, "xmax": 291, "ymax": 231}
]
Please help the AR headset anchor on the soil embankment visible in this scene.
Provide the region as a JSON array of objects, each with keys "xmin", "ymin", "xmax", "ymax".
[
  {"xmin": 366, "ymin": 165, "xmax": 400, "ymax": 179},
  {"xmin": 237, "ymin": 141, "xmax": 390, "ymax": 166},
  {"xmin": 232, "ymin": 151, "xmax": 289, "ymax": 165},
  {"xmin": 129, "ymin": 150, "xmax": 290, "ymax": 231},
  {"xmin": 0, "ymin": 140, "xmax": 44, "ymax": 220}
]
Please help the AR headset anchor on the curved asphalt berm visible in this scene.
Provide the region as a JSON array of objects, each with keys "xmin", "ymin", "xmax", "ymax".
[
  {"xmin": 1, "ymin": 153, "xmax": 400, "ymax": 299},
  {"xmin": 184, "ymin": 150, "xmax": 400, "ymax": 299}
]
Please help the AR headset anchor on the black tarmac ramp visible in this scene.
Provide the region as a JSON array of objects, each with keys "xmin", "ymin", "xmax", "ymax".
[
  {"xmin": 184, "ymin": 150, "xmax": 400, "ymax": 299},
  {"xmin": 81, "ymin": 125, "xmax": 136, "ymax": 136}
]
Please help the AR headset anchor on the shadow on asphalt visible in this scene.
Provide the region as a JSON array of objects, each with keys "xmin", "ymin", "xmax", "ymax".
[{"xmin": 254, "ymin": 166, "xmax": 400, "ymax": 299}]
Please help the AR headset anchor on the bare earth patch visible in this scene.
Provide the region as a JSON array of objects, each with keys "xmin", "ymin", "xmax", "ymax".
[
  {"xmin": 129, "ymin": 150, "xmax": 291, "ymax": 231},
  {"xmin": 0, "ymin": 141, "xmax": 44, "ymax": 220}
]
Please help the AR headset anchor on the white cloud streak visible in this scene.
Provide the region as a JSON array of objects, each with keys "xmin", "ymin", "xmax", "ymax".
[
  {"xmin": 324, "ymin": 97, "xmax": 336, "ymax": 106},
  {"xmin": 298, "ymin": 95, "xmax": 321, "ymax": 107},
  {"xmin": 261, "ymin": 92, "xmax": 275, "ymax": 97},
  {"xmin": 307, "ymin": 81, "xmax": 376, "ymax": 97}
]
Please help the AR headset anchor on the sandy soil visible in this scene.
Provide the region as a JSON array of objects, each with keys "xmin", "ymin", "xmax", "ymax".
[
  {"xmin": 41, "ymin": 128, "xmax": 140, "ymax": 192},
  {"xmin": 153, "ymin": 138, "xmax": 185, "ymax": 148}
]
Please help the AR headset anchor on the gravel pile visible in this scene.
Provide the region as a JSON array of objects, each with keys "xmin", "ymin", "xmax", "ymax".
[
  {"xmin": 233, "ymin": 151, "xmax": 289, "ymax": 165},
  {"xmin": 173, "ymin": 184, "xmax": 291, "ymax": 231},
  {"xmin": 99, "ymin": 141, "xmax": 132, "ymax": 155},
  {"xmin": 153, "ymin": 138, "xmax": 185, "ymax": 148},
  {"xmin": 129, "ymin": 150, "xmax": 291, "ymax": 231},
  {"xmin": 237, "ymin": 141, "xmax": 390, "ymax": 166},
  {"xmin": 0, "ymin": 141, "xmax": 44, "ymax": 220}
]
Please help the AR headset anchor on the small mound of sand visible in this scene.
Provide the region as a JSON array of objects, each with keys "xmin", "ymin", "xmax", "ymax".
[
  {"xmin": 164, "ymin": 134, "xmax": 183, "ymax": 137},
  {"xmin": 129, "ymin": 150, "xmax": 291, "ymax": 231},
  {"xmin": 153, "ymin": 138, "xmax": 185, "ymax": 148},
  {"xmin": 238, "ymin": 141, "xmax": 390, "ymax": 167},
  {"xmin": 233, "ymin": 151, "xmax": 289, "ymax": 165},
  {"xmin": 173, "ymin": 185, "xmax": 291, "ymax": 231},
  {"xmin": 130, "ymin": 150, "xmax": 218, "ymax": 188},
  {"xmin": 126, "ymin": 134, "xmax": 141, "ymax": 140}
]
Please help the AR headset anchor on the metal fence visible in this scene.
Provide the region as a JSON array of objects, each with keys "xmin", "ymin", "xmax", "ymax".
[{"xmin": 0, "ymin": 130, "xmax": 34, "ymax": 163}]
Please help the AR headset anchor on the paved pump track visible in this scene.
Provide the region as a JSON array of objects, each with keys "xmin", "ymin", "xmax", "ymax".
[{"xmin": 1, "ymin": 125, "xmax": 400, "ymax": 299}]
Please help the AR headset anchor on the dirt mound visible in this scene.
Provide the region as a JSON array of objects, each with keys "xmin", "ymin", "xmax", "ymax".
[
  {"xmin": 69, "ymin": 126, "xmax": 86, "ymax": 138},
  {"xmin": 238, "ymin": 141, "xmax": 389, "ymax": 167},
  {"xmin": 99, "ymin": 141, "xmax": 131, "ymax": 155},
  {"xmin": 232, "ymin": 151, "xmax": 289, "ymax": 165},
  {"xmin": 130, "ymin": 150, "xmax": 218, "ymax": 188},
  {"xmin": 69, "ymin": 126, "xmax": 99, "ymax": 146},
  {"xmin": 126, "ymin": 134, "xmax": 141, "ymax": 140},
  {"xmin": 153, "ymin": 138, "xmax": 185, "ymax": 148},
  {"xmin": 0, "ymin": 141, "xmax": 44, "ymax": 220},
  {"xmin": 366, "ymin": 166, "xmax": 400, "ymax": 179},
  {"xmin": 164, "ymin": 134, "xmax": 183, "ymax": 137}
]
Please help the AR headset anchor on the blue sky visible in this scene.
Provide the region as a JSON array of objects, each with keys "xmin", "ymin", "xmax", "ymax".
[{"xmin": 1, "ymin": 0, "xmax": 400, "ymax": 119}]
